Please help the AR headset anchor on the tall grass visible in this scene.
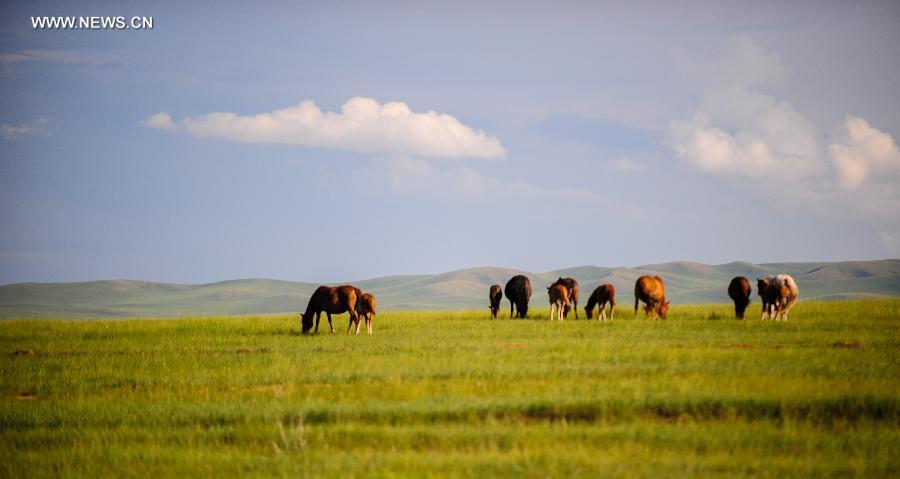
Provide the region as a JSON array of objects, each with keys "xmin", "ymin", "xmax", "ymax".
[{"xmin": 1, "ymin": 300, "xmax": 898, "ymax": 477}]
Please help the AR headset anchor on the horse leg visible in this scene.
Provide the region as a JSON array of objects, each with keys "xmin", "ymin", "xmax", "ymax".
[
  {"xmin": 610, "ymin": 302, "xmax": 615, "ymax": 321},
  {"xmin": 326, "ymin": 312, "xmax": 335, "ymax": 333},
  {"xmin": 634, "ymin": 297, "xmax": 639, "ymax": 319},
  {"xmin": 510, "ymin": 301, "xmax": 515, "ymax": 319},
  {"xmin": 347, "ymin": 309, "xmax": 359, "ymax": 334}
]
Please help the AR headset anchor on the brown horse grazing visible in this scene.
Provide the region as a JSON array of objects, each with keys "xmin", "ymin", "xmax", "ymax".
[
  {"xmin": 505, "ymin": 275, "xmax": 532, "ymax": 318},
  {"xmin": 551, "ymin": 277, "xmax": 580, "ymax": 319},
  {"xmin": 584, "ymin": 284, "xmax": 616, "ymax": 320},
  {"xmin": 352, "ymin": 293, "xmax": 377, "ymax": 335},
  {"xmin": 547, "ymin": 284, "xmax": 570, "ymax": 321},
  {"xmin": 727, "ymin": 276, "xmax": 752, "ymax": 319},
  {"xmin": 299, "ymin": 285, "xmax": 361, "ymax": 334},
  {"xmin": 634, "ymin": 275, "xmax": 669, "ymax": 320},
  {"xmin": 488, "ymin": 284, "xmax": 502, "ymax": 319}
]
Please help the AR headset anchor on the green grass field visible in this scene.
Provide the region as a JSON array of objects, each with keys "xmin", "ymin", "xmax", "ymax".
[{"xmin": 2, "ymin": 300, "xmax": 898, "ymax": 477}]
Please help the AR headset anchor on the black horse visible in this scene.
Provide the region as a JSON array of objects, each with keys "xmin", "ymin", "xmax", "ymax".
[{"xmin": 504, "ymin": 275, "xmax": 532, "ymax": 318}]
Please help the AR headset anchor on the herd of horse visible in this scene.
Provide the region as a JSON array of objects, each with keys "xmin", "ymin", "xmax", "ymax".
[{"xmin": 298, "ymin": 273, "xmax": 800, "ymax": 335}]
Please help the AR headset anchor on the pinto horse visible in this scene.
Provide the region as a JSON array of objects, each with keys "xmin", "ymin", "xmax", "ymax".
[
  {"xmin": 300, "ymin": 285, "xmax": 362, "ymax": 334},
  {"xmin": 758, "ymin": 274, "xmax": 799, "ymax": 321}
]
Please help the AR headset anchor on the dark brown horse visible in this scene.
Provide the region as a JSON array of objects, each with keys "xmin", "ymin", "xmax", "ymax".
[
  {"xmin": 584, "ymin": 284, "xmax": 615, "ymax": 320},
  {"xmin": 300, "ymin": 285, "xmax": 362, "ymax": 334},
  {"xmin": 634, "ymin": 275, "xmax": 669, "ymax": 319},
  {"xmin": 757, "ymin": 277, "xmax": 771, "ymax": 320},
  {"xmin": 505, "ymin": 275, "xmax": 532, "ymax": 318},
  {"xmin": 488, "ymin": 284, "xmax": 502, "ymax": 319},
  {"xmin": 353, "ymin": 292, "xmax": 377, "ymax": 335},
  {"xmin": 727, "ymin": 276, "xmax": 751, "ymax": 319},
  {"xmin": 551, "ymin": 277, "xmax": 580, "ymax": 318}
]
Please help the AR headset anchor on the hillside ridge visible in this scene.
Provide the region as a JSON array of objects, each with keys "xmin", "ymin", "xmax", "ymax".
[{"xmin": 1, "ymin": 260, "xmax": 898, "ymax": 317}]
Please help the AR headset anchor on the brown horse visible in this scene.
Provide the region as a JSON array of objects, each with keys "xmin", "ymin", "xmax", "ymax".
[
  {"xmin": 352, "ymin": 292, "xmax": 377, "ymax": 335},
  {"xmin": 300, "ymin": 285, "xmax": 362, "ymax": 334},
  {"xmin": 584, "ymin": 284, "xmax": 615, "ymax": 320},
  {"xmin": 489, "ymin": 284, "xmax": 502, "ymax": 319},
  {"xmin": 634, "ymin": 275, "xmax": 669, "ymax": 319},
  {"xmin": 551, "ymin": 277, "xmax": 580, "ymax": 318},
  {"xmin": 727, "ymin": 276, "xmax": 751, "ymax": 319},
  {"xmin": 547, "ymin": 284, "xmax": 570, "ymax": 321}
]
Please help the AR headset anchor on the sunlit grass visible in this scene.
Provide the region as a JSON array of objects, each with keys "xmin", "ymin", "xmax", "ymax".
[{"xmin": 1, "ymin": 300, "xmax": 898, "ymax": 477}]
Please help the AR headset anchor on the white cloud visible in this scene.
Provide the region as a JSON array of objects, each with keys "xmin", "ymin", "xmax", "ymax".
[
  {"xmin": 668, "ymin": 36, "xmax": 900, "ymax": 252},
  {"xmin": 0, "ymin": 49, "xmax": 116, "ymax": 66},
  {"xmin": 141, "ymin": 112, "xmax": 176, "ymax": 132},
  {"xmin": 1, "ymin": 118, "xmax": 48, "ymax": 141},
  {"xmin": 829, "ymin": 116, "xmax": 900, "ymax": 190},
  {"xmin": 143, "ymin": 97, "xmax": 506, "ymax": 160}
]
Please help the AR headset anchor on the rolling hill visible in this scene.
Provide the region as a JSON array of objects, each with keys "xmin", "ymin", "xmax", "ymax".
[{"xmin": 1, "ymin": 259, "xmax": 898, "ymax": 318}]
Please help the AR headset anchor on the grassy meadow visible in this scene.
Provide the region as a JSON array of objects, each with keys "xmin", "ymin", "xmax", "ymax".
[{"xmin": 1, "ymin": 300, "xmax": 898, "ymax": 477}]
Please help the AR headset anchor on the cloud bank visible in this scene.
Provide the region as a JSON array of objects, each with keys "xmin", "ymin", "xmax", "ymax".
[
  {"xmin": 144, "ymin": 97, "xmax": 506, "ymax": 160},
  {"xmin": 829, "ymin": 116, "xmax": 900, "ymax": 191},
  {"xmin": 668, "ymin": 36, "xmax": 900, "ymax": 250}
]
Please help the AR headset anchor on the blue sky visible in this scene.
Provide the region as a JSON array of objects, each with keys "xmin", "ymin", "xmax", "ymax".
[{"xmin": 1, "ymin": 0, "xmax": 899, "ymax": 284}]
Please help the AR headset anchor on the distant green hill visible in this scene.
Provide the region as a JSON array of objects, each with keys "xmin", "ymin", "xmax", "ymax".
[{"xmin": 1, "ymin": 260, "xmax": 898, "ymax": 317}]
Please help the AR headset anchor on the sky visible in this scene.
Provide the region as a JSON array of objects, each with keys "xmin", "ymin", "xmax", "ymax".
[{"xmin": 1, "ymin": 0, "xmax": 899, "ymax": 284}]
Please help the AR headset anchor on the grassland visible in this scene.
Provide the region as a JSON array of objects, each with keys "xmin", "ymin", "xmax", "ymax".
[{"xmin": 1, "ymin": 300, "xmax": 898, "ymax": 477}]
